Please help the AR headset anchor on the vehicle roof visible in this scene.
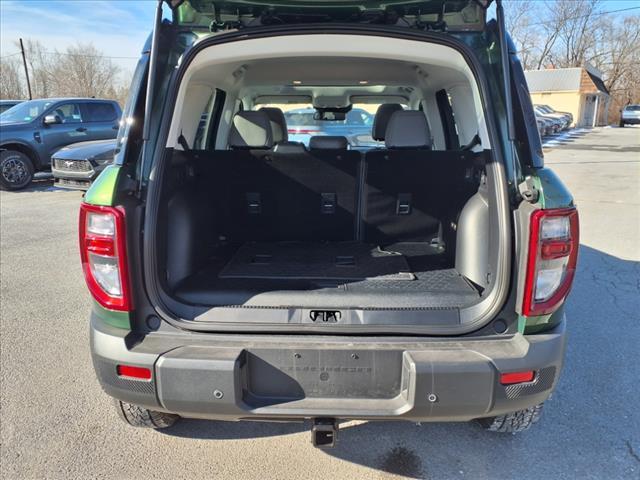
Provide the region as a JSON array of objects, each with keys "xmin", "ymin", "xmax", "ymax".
[{"xmin": 21, "ymin": 97, "xmax": 117, "ymax": 103}]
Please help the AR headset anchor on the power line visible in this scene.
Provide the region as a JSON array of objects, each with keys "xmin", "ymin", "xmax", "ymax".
[
  {"xmin": 38, "ymin": 50, "xmax": 139, "ymax": 60},
  {"xmin": 524, "ymin": 5, "xmax": 640, "ymax": 27},
  {"xmin": 1, "ymin": 48, "xmax": 138, "ymax": 60}
]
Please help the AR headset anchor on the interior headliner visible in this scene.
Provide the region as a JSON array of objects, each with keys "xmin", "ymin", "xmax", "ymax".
[{"xmin": 167, "ymin": 34, "xmax": 490, "ymax": 149}]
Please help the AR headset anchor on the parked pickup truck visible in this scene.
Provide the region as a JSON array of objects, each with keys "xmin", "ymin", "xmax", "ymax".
[
  {"xmin": 0, "ymin": 98, "xmax": 121, "ymax": 190},
  {"xmin": 82, "ymin": 0, "xmax": 578, "ymax": 448}
]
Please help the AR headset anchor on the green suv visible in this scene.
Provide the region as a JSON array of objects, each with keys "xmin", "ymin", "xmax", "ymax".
[{"xmin": 81, "ymin": 0, "xmax": 578, "ymax": 447}]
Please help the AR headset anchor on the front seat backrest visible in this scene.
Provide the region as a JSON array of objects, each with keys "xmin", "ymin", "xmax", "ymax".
[
  {"xmin": 372, "ymin": 103, "xmax": 403, "ymax": 141},
  {"xmin": 385, "ymin": 111, "xmax": 432, "ymax": 150},
  {"xmin": 259, "ymin": 107, "xmax": 289, "ymax": 144},
  {"xmin": 228, "ymin": 111, "xmax": 273, "ymax": 149}
]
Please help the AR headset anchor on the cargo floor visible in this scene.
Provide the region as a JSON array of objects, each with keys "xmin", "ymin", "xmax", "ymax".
[{"xmin": 173, "ymin": 242, "xmax": 481, "ymax": 309}]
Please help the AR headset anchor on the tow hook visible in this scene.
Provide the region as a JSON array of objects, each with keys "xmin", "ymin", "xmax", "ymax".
[{"xmin": 311, "ymin": 418, "xmax": 338, "ymax": 448}]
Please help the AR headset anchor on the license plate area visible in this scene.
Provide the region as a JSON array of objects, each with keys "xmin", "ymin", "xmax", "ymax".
[{"xmin": 242, "ymin": 349, "xmax": 403, "ymax": 407}]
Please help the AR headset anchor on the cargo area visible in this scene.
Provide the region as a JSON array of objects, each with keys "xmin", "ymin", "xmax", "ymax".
[
  {"xmin": 148, "ymin": 33, "xmax": 509, "ymax": 327},
  {"xmin": 159, "ymin": 141, "xmax": 489, "ymax": 311}
]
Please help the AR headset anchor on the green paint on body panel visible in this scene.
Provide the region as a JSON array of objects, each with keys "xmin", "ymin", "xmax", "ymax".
[
  {"xmin": 84, "ymin": 165, "xmax": 121, "ymax": 206},
  {"xmin": 92, "ymin": 301, "xmax": 131, "ymax": 330},
  {"xmin": 536, "ymin": 168, "xmax": 574, "ymax": 209}
]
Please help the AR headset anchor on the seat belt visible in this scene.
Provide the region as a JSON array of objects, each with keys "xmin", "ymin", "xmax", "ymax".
[
  {"xmin": 461, "ymin": 134, "xmax": 481, "ymax": 151},
  {"xmin": 178, "ymin": 132, "xmax": 191, "ymax": 151}
]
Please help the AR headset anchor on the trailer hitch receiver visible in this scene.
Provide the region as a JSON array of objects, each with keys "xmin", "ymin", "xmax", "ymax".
[{"xmin": 312, "ymin": 418, "xmax": 338, "ymax": 448}]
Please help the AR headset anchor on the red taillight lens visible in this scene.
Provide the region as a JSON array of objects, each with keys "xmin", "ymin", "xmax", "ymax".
[
  {"xmin": 500, "ymin": 371, "xmax": 535, "ymax": 385},
  {"xmin": 79, "ymin": 203, "xmax": 132, "ymax": 311},
  {"xmin": 522, "ymin": 208, "xmax": 579, "ymax": 316},
  {"xmin": 117, "ymin": 365, "xmax": 151, "ymax": 380}
]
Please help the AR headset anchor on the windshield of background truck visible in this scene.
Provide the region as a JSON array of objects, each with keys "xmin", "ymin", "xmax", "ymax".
[{"xmin": 0, "ymin": 100, "xmax": 54, "ymax": 124}]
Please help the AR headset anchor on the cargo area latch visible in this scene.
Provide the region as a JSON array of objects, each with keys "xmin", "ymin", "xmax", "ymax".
[{"xmin": 309, "ymin": 310, "xmax": 341, "ymax": 323}]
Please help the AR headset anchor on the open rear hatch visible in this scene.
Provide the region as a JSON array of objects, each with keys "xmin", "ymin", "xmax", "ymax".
[
  {"xmin": 170, "ymin": 0, "xmax": 490, "ymax": 32},
  {"xmin": 138, "ymin": 0, "xmax": 514, "ymax": 334}
]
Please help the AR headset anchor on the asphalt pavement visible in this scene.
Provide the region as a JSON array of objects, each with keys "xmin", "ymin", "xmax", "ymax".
[{"xmin": 1, "ymin": 126, "xmax": 639, "ymax": 479}]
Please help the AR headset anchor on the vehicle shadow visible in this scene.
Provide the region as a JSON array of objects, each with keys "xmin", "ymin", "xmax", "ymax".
[
  {"xmin": 0, "ymin": 173, "xmax": 67, "ymax": 194},
  {"xmin": 159, "ymin": 244, "xmax": 640, "ymax": 479}
]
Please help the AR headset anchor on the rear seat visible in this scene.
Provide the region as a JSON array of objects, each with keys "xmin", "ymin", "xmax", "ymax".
[
  {"xmin": 270, "ymin": 135, "xmax": 360, "ymax": 241},
  {"xmin": 195, "ymin": 111, "xmax": 360, "ymax": 243},
  {"xmin": 362, "ymin": 110, "xmax": 476, "ymax": 244},
  {"xmin": 193, "ymin": 111, "xmax": 276, "ymax": 242},
  {"xmin": 193, "ymin": 109, "xmax": 476, "ymax": 246}
]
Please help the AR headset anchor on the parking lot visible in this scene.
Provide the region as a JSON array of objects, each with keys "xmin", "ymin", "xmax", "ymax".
[{"xmin": 1, "ymin": 127, "xmax": 638, "ymax": 479}]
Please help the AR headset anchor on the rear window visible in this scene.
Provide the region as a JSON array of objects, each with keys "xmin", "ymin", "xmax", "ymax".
[
  {"xmin": 254, "ymin": 101, "xmax": 406, "ymax": 148},
  {"xmin": 624, "ymin": 105, "xmax": 640, "ymax": 111},
  {"xmin": 83, "ymin": 102, "xmax": 118, "ymax": 122}
]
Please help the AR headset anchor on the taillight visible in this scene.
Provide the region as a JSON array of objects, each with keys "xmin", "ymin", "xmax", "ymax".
[
  {"xmin": 522, "ymin": 208, "xmax": 579, "ymax": 316},
  {"xmin": 79, "ymin": 203, "xmax": 132, "ymax": 311}
]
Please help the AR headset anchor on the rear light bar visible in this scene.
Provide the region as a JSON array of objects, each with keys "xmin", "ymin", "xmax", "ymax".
[
  {"xmin": 117, "ymin": 365, "xmax": 151, "ymax": 380},
  {"xmin": 500, "ymin": 371, "xmax": 535, "ymax": 385},
  {"xmin": 79, "ymin": 203, "xmax": 132, "ymax": 311},
  {"xmin": 522, "ymin": 208, "xmax": 579, "ymax": 316}
]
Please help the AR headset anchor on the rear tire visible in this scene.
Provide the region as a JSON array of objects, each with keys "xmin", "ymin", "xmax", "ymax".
[
  {"xmin": 114, "ymin": 399, "xmax": 179, "ymax": 429},
  {"xmin": 0, "ymin": 150, "xmax": 34, "ymax": 190},
  {"xmin": 477, "ymin": 403, "xmax": 544, "ymax": 433}
]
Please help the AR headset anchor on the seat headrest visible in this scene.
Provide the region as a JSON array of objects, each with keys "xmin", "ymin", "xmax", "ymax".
[
  {"xmin": 385, "ymin": 111, "xmax": 432, "ymax": 149},
  {"xmin": 228, "ymin": 111, "xmax": 273, "ymax": 149},
  {"xmin": 372, "ymin": 103, "xmax": 403, "ymax": 141},
  {"xmin": 309, "ymin": 136, "xmax": 348, "ymax": 150},
  {"xmin": 273, "ymin": 141, "xmax": 307, "ymax": 154},
  {"xmin": 259, "ymin": 107, "xmax": 288, "ymax": 143}
]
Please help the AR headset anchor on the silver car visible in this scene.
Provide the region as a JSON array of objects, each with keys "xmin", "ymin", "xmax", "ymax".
[{"xmin": 621, "ymin": 105, "xmax": 640, "ymax": 126}]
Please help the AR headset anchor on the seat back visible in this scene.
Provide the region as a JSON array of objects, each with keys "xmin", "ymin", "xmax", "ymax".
[
  {"xmin": 363, "ymin": 111, "xmax": 475, "ymax": 244},
  {"xmin": 269, "ymin": 145, "xmax": 361, "ymax": 241}
]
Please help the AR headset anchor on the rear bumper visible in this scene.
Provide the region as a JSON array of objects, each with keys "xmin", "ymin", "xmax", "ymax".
[
  {"xmin": 91, "ymin": 314, "xmax": 566, "ymax": 422},
  {"xmin": 622, "ymin": 117, "xmax": 640, "ymax": 124}
]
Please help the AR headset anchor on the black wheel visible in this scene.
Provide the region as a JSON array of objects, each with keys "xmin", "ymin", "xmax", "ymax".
[
  {"xmin": 114, "ymin": 399, "xmax": 179, "ymax": 429},
  {"xmin": 477, "ymin": 403, "xmax": 544, "ymax": 433},
  {"xmin": 0, "ymin": 150, "xmax": 34, "ymax": 190}
]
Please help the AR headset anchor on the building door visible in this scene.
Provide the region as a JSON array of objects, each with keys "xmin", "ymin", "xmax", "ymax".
[{"xmin": 582, "ymin": 95, "xmax": 596, "ymax": 127}]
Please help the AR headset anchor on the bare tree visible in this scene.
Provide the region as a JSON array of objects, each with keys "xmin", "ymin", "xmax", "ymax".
[
  {"xmin": 50, "ymin": 44, "xmax": 120, "ymax": 98},
  {"xmin": 546, "ymin": 0, "xmax": 602, "ymax": 68},
  {"xmin": 2, "ymin": 39, "xmax": 122, "ymax": 101},
  {"xmin": 0, "ymin": 56, "xmax": 25, "ymax": 99},
  {"xmin": 504, "ymin": 1, "xmax": 540, "ymax": 70},
  {"xmin": 592, "ymin": 15, "xmax": 640, "ymax": 93},
  {"xmin": 19, "ymin": 39, "xmax": 55, "ymax": 98}
]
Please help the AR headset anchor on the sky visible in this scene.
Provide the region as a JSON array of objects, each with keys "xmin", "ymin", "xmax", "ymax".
[
  {"xmin": 1, "ymin": 0, "xmax": 639, "ymax": 80},
  {"xmin": 0, "ymin": 0, "xmax": 162, "ymax": 79}
]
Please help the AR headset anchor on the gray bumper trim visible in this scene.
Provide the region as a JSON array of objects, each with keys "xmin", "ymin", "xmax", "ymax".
[{"xmin": 90, "ymin": 314, "xmax": 566, "ymax": 422}]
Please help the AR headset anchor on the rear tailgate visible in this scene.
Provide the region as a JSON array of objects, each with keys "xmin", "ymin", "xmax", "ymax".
[{"xmin": 171, "ymin": 0, "xmax": 490, "ymax": 32}]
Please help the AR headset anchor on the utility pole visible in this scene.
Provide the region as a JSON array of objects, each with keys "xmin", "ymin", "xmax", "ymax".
[{"xmin": 19, "ymin": 38, "xmax": 32, "ymax": 100}]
